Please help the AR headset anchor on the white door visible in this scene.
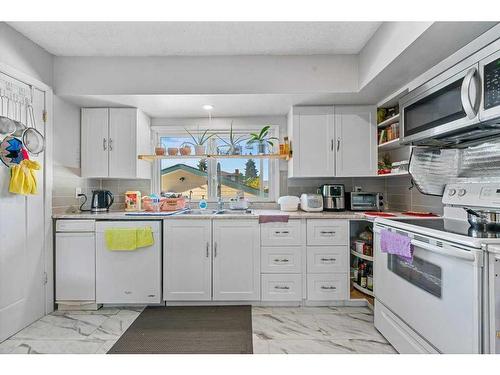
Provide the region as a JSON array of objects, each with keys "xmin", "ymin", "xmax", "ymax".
[
  {"xmin": 0, "ymin": 83, "xmax": 46, "ymax": 342},
  {"xmin": 213, "ymin": 220, "xmax": 260, "ymax": 301},
  {"xmin": 81, "ymin": 108, "xmax": 109, "ymax": 178},
  {"xmin": 164, "ymin": 220, "xmax": 212, "ymax": 301},
  {"xmin": 109, "ymin": 108, "xmax": 137, "ymax": 178},
  {"xmin": 96, "ymin": 221, "xmax": 162, "ymax": 304},
  {"xmin": 291, "ymin": 107, "xmax": 334, "ymax": 177},
  {"xmin": 335, "ymin": 106, "xmax": 377, "ymax": 177}
]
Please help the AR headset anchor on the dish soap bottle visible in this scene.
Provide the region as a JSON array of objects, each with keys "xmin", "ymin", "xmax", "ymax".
[{"xmin": 199, "ymin": 195, "xmax": 208, "ymax": 210}]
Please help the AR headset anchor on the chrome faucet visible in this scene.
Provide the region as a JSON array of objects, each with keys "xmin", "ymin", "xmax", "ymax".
[{"xmin": 216, "ymin": 162, "xmax": 224, "ymax": 210}]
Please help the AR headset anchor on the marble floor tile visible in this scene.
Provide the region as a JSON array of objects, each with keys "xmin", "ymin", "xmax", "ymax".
[
  {"xmin": 267, "ymin": 339, "xmax": 356, "ymax": 354},
  {"xmin": 0, "ymin": 304, "xmax": 396, "ymax": 354},
  {"xmin": 6, "ymin": 339, "xmax": 105, "ymax": 354},
  {"xmin": 348, "ymin": 338, "xmax": 398, "ymax": 354}
]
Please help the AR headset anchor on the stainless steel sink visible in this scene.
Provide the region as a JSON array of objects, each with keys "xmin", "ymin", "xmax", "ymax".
[
  {"xmin": 179, "ymin": 209, "xmax": 253, "ymax": 215},
  {"xmin": 213, "ymin": 209, "xmax": 253, "ymax": 215}
]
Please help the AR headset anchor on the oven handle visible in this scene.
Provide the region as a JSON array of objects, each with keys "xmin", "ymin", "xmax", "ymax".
[{"xmin": 411, "ymin": 239, "xmax": 476, "ymax": 262}]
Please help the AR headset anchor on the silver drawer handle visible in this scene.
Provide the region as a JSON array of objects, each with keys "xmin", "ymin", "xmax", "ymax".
[
  {"xmin": 320, "ymin": 257, "xmax": 336, "ymax": 262},
  {"xmin": 274, "ymin": 285, "xmax": 290, "ymax": 290},
  {"xmin": 206, "ymin": 242, "xmax": 209, "ymax": 258},
  {"xmin": 321, "ymin": 286, "xmax": 336, "ymax": 290},
  {"xmin": 320, "ymin": 231, "xmax": 335, "ymax": 235},
  {"xmin": 274, "ymin": 230, "xmax": 290, "ymax": 235},
  {"xmin": 273, "ymin": 258, "xmax": 290, "ymax": 263},
  {"xmin": 103, "ymin": 137, "xmax": 107, "ymax": 151},
  {"xmin": 109, "ymin": 137, "xmax": 113, "ymax": 151}
]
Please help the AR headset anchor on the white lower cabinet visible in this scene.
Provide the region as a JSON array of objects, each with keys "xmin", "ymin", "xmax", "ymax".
[
  {"xmin": 164, "ymin": 219, "xmax": 260, "ymax": 302},
  {"xmin": 213, "ymin": 220, "xmax": 260, "ymax": 301},
  {"xmin": 306, "ymin": 246, "xmax": 348, "ymax": 274},
  {"xmin": 306, "ymin": 219, "xmax": 350, "ymax": 302},
  {"xmin": 164, "ymin": 220, "xmax": 212, "ymax": 301},
  {"xmin": 261, "ymin": 274, "xmax": 302, "ymax": 301},
  {"xmin": 307, "ymin": 274, "xmax": 349, "ymax": 301},
  {"xmin": 261, "ymin": 246, "xmax": 302, "ymax": 273}
]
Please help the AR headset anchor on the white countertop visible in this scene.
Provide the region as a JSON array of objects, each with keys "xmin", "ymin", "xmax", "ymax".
[{"xmin": 52, "ymin": 209, "xmax": 414, "ymax": 221}]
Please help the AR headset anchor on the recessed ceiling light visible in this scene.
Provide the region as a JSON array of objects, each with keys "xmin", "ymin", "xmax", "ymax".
[{"xmin": 202, "ymin": 104, "xmax": 214, "ymax": 111}]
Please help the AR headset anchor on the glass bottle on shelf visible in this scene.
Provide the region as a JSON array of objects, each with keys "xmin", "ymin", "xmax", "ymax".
[
  {"xmin": 360, "ymin": 263, "xmax": 367, "ymax": 288},
  {"xmin": 367, "ymin": 263, "xmax": 373, "ymax": 291}
]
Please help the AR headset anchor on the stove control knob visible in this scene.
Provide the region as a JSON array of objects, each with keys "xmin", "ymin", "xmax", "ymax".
[
  {"xmin": 458, "ymin": 189, "xmax": 467, "ymax": 197},
  {"xmin": 448, "ymin": 189, "xmax": 457, "ymax": 196}
]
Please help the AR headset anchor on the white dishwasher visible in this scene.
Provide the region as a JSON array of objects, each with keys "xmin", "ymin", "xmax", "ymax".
[
  {"xmin": 96, "ymin": 221, "xmax": 162, "ymax": 304},
  {"xmin": 55, "ymin": 220, "xmax": 96, "ymax": 304}
]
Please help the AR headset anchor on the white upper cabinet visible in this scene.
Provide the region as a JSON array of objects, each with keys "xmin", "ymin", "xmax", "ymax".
[
  {"xmin": 288, "ymin": 106, "xmax": 335, "ymax": 178},
  {"xmin": 81, "ymin": 108, "xmax": 109, "ymax": 178},
  {"xmin": 212, "ymin": 220, "xmax": 260, "ymax": 301},
  {"xmin": 287, "ymin": 105, "xmax": 377, "ymax": 178},
  {"xmin": 335, "ymin": 106, "xmax": 377, "ymax": 177},
  {"xmin": 81, "ymin": 108, "xmax": 152, "ymax": 179}
]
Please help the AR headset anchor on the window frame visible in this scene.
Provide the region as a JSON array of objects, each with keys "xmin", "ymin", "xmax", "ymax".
[{"xmin": 151, "ymin": 124, "xmax": 280, "ymax": 203}]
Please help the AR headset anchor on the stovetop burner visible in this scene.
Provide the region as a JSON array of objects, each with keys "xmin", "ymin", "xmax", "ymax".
[{"xmin": 396, "ymin": 218, "xmax": 500, "ymax": 238}]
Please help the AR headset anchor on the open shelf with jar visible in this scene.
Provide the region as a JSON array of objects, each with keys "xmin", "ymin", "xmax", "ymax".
[
  {"xmin": 376, "ymin": 89, "xmax": 412, "ymax": 178},
  {"xmin": 349, "ymin": 220, "xmax": 374, "ymax": 304}
]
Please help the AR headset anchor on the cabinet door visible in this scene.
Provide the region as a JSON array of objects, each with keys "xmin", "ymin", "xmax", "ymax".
[
  {"xmin": 81, "ymin": 108, "xmax": 109, "ymax": 178},
  {"xmin": 289, "ymin": 107, "xmax": 334, "ymax": 177},
  {"xmin": 213, "ymin": 220, "xmax": 260, "ymax": 301},
  {"xmin": 164, "ymin": 220, "xmax": 212, "ymax": 301},
  {"xmin": 55, "ymin": 233, "xmax": 95, "ymax": 301},
  {"xmin": 109, "ymin": 108, "xmax": 137, "ymax": 178},
  {"xmin": 335, "ymin": 106, "xmax": 377, "ymax": 177}
]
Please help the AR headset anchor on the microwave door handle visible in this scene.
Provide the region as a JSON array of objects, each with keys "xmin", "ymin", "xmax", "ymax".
[
  {"xmin": 411, "ymin": 239, "xmax": 476, "ymax": 262},
  {"xmin": 461, "ymin": 67, "xmax": 479, "ymax": 119}
]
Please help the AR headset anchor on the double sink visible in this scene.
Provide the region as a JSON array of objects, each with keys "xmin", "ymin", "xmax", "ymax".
[{"xmin": 179, "ymin": 208, "xmax": 253, "ymax": 216}]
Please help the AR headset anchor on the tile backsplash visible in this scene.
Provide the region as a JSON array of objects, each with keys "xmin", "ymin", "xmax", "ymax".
[
  {"xmin": 282, "ymin": 172, "xmax": 444, "ymax": 215},
  {"xmin": 52, "ymin": 169, "xmax": 152, "ymax": 214}
]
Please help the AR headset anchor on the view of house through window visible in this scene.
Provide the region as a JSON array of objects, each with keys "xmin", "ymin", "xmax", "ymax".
[{"xmin": 159, "ymin": 131, "xmax": 274, "ymax": 201}]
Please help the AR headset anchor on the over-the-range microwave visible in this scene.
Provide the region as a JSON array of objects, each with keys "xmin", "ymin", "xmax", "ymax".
[{"xmin": 400, "ymin": 44, "xmax": 500, "ymax": 147}]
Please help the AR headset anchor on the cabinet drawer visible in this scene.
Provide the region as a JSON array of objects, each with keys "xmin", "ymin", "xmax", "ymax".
[
  {"xmin": 261, "ymin": 221, "xmax": 302, "ymax": 246},
  {"xmin": 261, "ymin": 246, "xmax": 302, "ymax": 273},
  {"xmin": 261, "ymin": 274, "xmax": 303, "ymax": 301},
  {"xmin": 307, "ymin": 246, "xmax": 348, "ymax": 273},
  {"xmin": 56, "ymin": 220, "xmax": 95, "ymax": 232},
  {"xmin": 307, "ymin": 274, "xmax": 348, "ymax": 301},
  {"xmin": 306, "ymin": 220, "xmax": 348, "ymax": 246}
]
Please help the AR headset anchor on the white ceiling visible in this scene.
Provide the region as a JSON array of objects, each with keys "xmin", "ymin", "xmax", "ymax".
[
  {"xmin": 62, "ymin": 93, "xmax": 370, "ymax": 118},
  {"xmin": 7, "ymin": 22, "xmax": 381, "ymax": 56}
]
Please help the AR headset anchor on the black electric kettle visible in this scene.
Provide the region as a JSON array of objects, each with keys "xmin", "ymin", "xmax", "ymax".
[{"xmin": 90, "ymin": 190, "xmax": 114, "ymax": 212}]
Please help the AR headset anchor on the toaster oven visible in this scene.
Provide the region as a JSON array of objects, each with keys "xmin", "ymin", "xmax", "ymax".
[{"xmin": 346, "ymin": 192, "xmax": 384, "ymax": 211}]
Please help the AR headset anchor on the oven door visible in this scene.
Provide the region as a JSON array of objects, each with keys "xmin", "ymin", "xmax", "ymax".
[
  {"xmin": 400, "ymin": 63, "xmax": 480, "ymax": 145},
  {"xmin": 479, "ymin": 50, "xmax": 500, "ymax": 123},
  {"xmin": 374, "ymin": 223, "xmax": 483, "ymax": 353}
]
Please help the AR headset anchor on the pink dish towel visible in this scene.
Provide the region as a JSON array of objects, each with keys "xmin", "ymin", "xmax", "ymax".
[
  {"xmin": 380, "ymin": 229, "xmax": 413, "ymax": 262},
  {"xmin": 259, "ymin": 215, "xmax": 289, "ymax": 224}
]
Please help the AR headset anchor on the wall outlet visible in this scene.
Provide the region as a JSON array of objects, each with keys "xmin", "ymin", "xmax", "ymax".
[{"xmin": 75, "ymin": 187, "xmax": 82, "ymax": 198}]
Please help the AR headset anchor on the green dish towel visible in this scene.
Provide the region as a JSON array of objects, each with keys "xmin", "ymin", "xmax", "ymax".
[{"xmin": 105, "ymin": 227, "xmax": 154, "ymax": 251}]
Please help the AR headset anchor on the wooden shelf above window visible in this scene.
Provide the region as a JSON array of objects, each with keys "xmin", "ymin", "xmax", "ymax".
[{"xmin": 138, "ymin": 153, "xmax": 291, "ymax": 162}]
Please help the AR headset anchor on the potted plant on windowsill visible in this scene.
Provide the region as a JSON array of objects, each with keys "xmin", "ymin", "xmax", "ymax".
[
  {"xmin": 216, "ymin": 121, "xmax": 248, "ymax": 155},
  {"xmin": 184, "ymin": 128, "xmax": 214, "ymax": 156},
  {"xmin": 246, "ymin": 125, "xmax": 278, "ymax": 155}
]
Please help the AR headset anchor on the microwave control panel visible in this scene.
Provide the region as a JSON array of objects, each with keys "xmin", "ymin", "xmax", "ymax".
[{"xmin": 484, "ymin": 57, "xmax": 500, "ymax": 110}]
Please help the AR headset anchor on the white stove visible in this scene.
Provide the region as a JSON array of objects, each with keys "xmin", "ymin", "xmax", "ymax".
[{"xmin": 373, "ymin": 182, "xmax": 500, "ymax": 354}]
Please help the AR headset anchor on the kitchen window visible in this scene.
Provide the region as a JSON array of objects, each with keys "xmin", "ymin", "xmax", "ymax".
[{"xmin": 153, "ymin": 127, "xmax": 279, "ymax": 202}]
